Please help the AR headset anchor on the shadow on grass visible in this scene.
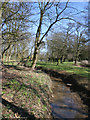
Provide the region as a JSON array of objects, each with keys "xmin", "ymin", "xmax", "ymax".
[
  {"xmin": 2, "ymin": 65, "xmax": 51, "ymax": 118},
  {"xmin": 3, "ymin": 64, "xmax": 32, "ymax": 71},
  {"xmin": 3, "ymin": 65, "xmax": 23, "ymax": 70},
  {"xmin": 36, "ymin": 66, "xmax": 90, "ymax": 119},
  {"xmin": 1, "ymin": 97, "xmax": 35, "ymax": 119}
]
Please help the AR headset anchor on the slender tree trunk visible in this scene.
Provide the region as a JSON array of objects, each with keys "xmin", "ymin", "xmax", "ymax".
[
  {"xmin": 60, "ymin": 56, "xmax": 63, "ymax": 64},
  {"xmin": 74, "ymin": 52, "xmax": 79, "ymax": 65},
  {"xmin": 5, "ymin": 54, "xmax": 7, "ymax": 62},
  {"xmin": 57, "ymin": 59, "xmax": 59, "ymax": 65},
  {"xmin": 31, "ymin": 47, "xmax": 38, "ymax": 70},
  {"xmin": 57, "ymin": 58, "xmax": 60, "ymax": 65},
  {"xmin": 31, "ymin": 9, "xmax": 44, "ymax": 70},
  {"xmin": 75, "ymin": 58, "xmax": 77, "ymax": 65},
  {"xmin": 74, "ymin": 48, "xmax": 80, "ymax": 65},
  {"xmin": 7, "ymin": 50, "xmax": 10, "ymax": 65},
  {"xmin": 60, "ymin": 58, "xmax": 62, "ymax": 63},
  {"xmin": 62, "ymin": 56, "xmax": 65, "ymax": 62},
  {"xmin": 8, "ymin": 45, "xmax": 13, "ymax": 62},
  {"xmin": 2, "ymin": 44, "xmax": 11, "ymax": 64}
]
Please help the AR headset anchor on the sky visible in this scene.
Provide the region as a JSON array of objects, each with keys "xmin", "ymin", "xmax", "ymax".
[
  {"xmin": 26, "ymin": 2, "xmax": 88, "ymax": 53},
  {"xmin": 28, "ymin": 2, "xmax": 88, "ymax": 34},
  {"xmin": 2, "ymin": 1, "xmax": 88, "ymax": 53},
  {"xmin": 3, "ymin": 0, "xmax": 89, "ymax": 2},
  {"xmin": 41, "ymin": 2, "xmax": 88, "ymax": 53}
]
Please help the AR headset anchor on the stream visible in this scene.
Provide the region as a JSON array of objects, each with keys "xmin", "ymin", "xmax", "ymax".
[{"xmin": 51, "ymin": 78, "xmax": 88, "ymax": 119}]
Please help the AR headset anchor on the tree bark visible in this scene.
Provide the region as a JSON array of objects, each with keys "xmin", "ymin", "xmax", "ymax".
[
  {"xmin": 57, "ymin": 59, "xmax": 59, "ymax": 65},
  {"xmin": 31, "ymin": 9, "xmax": 44, "ymax": 69},
  {"xmin": 75, "ymin": 58, "xmax": 77, "ymax": 65},
  {"xmin": 31, "ymin": 47, "xmax": 38, "ymax": 70},
  {"xmin": 57, "ymin": 58, "xmax": 60, "ymax": 65},
  {"xmin": 2, "ymin": 44, "xmax": 10, "ymax": 64}
]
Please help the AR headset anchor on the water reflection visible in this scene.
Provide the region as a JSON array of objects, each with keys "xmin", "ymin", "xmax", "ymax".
[{"xmin": 51, "ymin": 80, "xmax": 88, "ymax": 119}]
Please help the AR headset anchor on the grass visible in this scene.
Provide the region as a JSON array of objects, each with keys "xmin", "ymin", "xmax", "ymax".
[
  {"xmin": 35, "ymin": 62, "xmax": 90, "ymax": 79},
  {"xmin": 3, "ymin": 60, "xmax": 90, "ymax": 79},
  {"xmin": 3, "ymin": 61, "xmax": 18, "ymax": 66},
  {"xmin": 2, "ymin": 65, "xmax": 52, "ymax": 118}
]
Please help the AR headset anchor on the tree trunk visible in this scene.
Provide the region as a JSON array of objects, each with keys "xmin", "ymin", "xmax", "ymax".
[
  {"xmin": 31, "ymin": 9, "xmax": 44, "ymax": 69},
  {"xmin": 75, "ymin": 59, "xmax": 76, "ymax": 64},
  {"xmin": 60, "ymin": 56, "xmax": 63, "ymax": 64},
  {"xmin": 57, "ymin": 59, "xmax": 59, "ymax": 65},
  {"xmin": 62, "ymin": 56, "xmax": 65, "ymax": 62},
  {"xmin": 2, "ymin": 44, "xmax": 11, "ymax": 64},
  {"xmin": 57, "ymin": 58, "xmax": 60, "ymax": 65},
  {"xmin": 74, "ymin": 49, "xmax": 80, "ymax": 65},
  {"xmin": 31, "ymin": 47, "xmax": 38, "ymax": 70}
]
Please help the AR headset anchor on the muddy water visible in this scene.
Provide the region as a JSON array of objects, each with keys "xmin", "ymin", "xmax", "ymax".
[{"xmin": 51, "ymin": 78, "xmax": 88, "ymax": 119}]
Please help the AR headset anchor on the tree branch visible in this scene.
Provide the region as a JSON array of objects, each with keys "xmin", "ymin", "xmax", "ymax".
[{"xmin": 2, "ymin": 3, "xmax": 22, "ymax": 27}]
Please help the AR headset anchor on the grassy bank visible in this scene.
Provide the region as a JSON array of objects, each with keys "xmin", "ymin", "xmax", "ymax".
[
  {"xmin": 35, "ymin": 62, "xmax": 90, "ymax": 79},
  {"xmin": 2, "ymin": 65, "xmax": 52, "ymax": 119}
]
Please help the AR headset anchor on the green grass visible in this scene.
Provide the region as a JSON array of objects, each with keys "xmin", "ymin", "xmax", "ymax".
[
  {"xmin": 3, "ymin": 61, "xmax": 18, "ymax": 65},
  {"xmin": 35, "ymin": 62, "xmax": 90, "ymax": 79},
  {"xmin": 3, "ymin": 60, "xmax": 90, "ymax": 79}
]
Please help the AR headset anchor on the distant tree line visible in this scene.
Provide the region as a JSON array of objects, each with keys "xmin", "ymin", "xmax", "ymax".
[{"xmin": 46, "ymin": 22, "xmax": 89, "ymax": 65}]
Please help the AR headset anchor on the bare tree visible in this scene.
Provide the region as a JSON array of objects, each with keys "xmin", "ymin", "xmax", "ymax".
[
  {"xmin": 1, "ymin": 2, "xmax": 31, "ymax": 63},
  {"xmin": 73, "ymin": 23, "xmax": 88, "ymax": 64},
  {"xmin": 31, "ymin": 0, "xmax": 81, "ymax": 69},
  {"xmin": 47, "ymin": 32, "xmax": 68, "ymax": 65}
]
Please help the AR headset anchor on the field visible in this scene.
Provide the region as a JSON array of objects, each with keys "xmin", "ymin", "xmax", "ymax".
[{"xmin": 28, "ymin": 61, "xmax": 90, "ymax": 79}]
